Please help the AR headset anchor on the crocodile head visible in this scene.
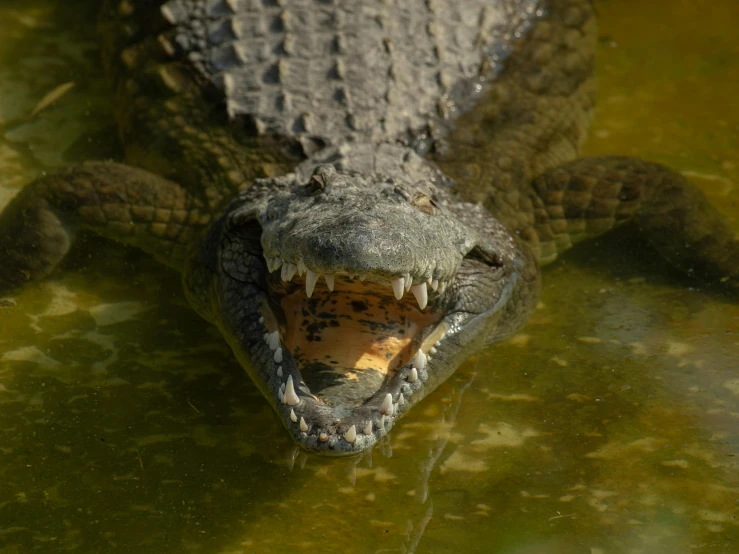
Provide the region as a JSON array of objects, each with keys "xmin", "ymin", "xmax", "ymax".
[{"xmin": 189, "ymin": 164, "xmax": 539, "ymax": 455}]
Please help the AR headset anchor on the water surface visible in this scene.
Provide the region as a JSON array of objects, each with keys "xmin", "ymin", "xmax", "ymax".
[{"xmin": 1, "ymin": 0, "xmax": 737, "ymax": 552}]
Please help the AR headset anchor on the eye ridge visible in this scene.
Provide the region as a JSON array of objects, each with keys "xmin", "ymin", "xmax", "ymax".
[{"xmin": 411, "ymin": 192, "xmax": 438, "ymax": 215}]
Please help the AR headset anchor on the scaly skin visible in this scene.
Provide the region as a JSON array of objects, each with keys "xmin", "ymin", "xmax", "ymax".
[{"xmin": 0, "ymin": 0, "xmax": 737, "ymax": 454}]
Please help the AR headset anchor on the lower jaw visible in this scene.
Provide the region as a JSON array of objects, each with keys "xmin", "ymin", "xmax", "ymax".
[{"xmin": 254, "ymin": 298, "xmax": 450, "ymax": 454}]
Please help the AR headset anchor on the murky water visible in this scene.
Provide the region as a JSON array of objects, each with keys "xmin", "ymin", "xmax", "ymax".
[{"xmin": 1, "ymin": 0, "xmax": 737, "ymax": 552}]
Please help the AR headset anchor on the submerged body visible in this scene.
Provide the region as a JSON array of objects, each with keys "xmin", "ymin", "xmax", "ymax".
[{"xmin": 1, "ymin": 0, "xmax": 737, "ymax": 454}]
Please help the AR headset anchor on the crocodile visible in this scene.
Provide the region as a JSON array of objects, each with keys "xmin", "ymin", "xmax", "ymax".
[{"xmin": 1, "ymin": 0, "xmax": 738, "ymax": 455}]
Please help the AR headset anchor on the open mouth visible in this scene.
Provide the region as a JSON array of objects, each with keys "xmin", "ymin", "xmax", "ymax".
[
  {"xmin": 213, "ymin": 166, "xmax": 534, "ymax": 454},
  {"xmin": 256, "ymin": 251, "xmax": 453, "ymax": 453}
]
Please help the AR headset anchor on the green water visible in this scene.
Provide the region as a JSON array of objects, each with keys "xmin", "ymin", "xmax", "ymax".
[{"xmin": 1, "ymin": 1, "xmax": 737, "ymax": 552}]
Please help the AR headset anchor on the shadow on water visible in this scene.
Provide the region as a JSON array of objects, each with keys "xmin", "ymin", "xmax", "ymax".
[{"xmin": 0, "ymin": 0, "xmax": 738, "ymax": 552}]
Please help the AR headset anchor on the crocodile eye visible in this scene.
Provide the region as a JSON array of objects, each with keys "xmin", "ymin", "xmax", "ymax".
[
  {"xmin": 304, "ymin": 165, "xmax": 335, "ymax": 195},
  {"xmin": 411, "ymin": 192, "xmax": 438, "ymax": 215}
]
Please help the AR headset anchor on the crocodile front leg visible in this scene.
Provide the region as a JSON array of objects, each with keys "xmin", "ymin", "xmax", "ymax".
[
  {"xmin": 0, "ymin": 161, "xmax": 209, "ymax": 294},
  {"xmin": 529, "ymin": 156, "xmax": 739, "ymax": 287}
]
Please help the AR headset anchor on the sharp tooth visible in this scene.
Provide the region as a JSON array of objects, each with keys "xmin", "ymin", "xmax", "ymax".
[
  {"xmin": 404, "ymin": 272, "xmax": 412, "ymax": 291},
  {"xmin": 438, "ymin": 280, "xmax": 447, "ymax": 294},
  {"xmin": 319, "ymin": 432, "xmax": 328, "ymax": 442},
  {"xmin": 344, "ymin": 425, "xmax": 357, "ymax": 443},
  {"xmin": 268, "ymin": 331, "xmax": 280, "ymax": 351},
  {"xmin": 282, "ymin": 263, "xmax": 297, "ymax": 281},
  {"xmin": 380, "ymin": 414, "xmax": 386, "ymax": 427},
  {"xmin": 277, "ymin": 366, "xmax": 283, "ymax": 377},
  {"xmin": 305, "ymin": 269, "xmax": 319, "ymax": 298},
  {"xmin": 393, "ymin": 402, "xmax": 398, "ymax": 415},
  {"xmin": 411, "ymin": 283, "xmax": 428, "ymax": 310},
  {"xmin": 258, "ymin": 316, "xmax": 264, "ymax": 324},
  {"xmin": 414, "ymin": 349, "xmax": 426, "ymax": 370},
  {"xmin": 380, "ymin": 393, "xmax": 393, "ymax": 415},
  {"xmin": 363, "ymin": 421, "xmax": 373, "ymax": 435},
  {"xmin": 430, "ymin": 346, "xmax": 437, "ymax": 355},
  {"xmin": 273, "ymin": 256, "xmax": 282, "ymax": 272},
  {"xmin": 359, "ymin": 274, "xmax": 366, "ymax": 281},
  {"xmin": 408, "ymin": 367, "xmax": 418, "ymax": 382},
  {"xmin": 279, "ymin": 390, "xmax": 285, "ymax": 403},
  {"xmin": 285, "ymin": 375, "xmax": 300, "ymax": 406},
  {"xmin": 299, "ymin": 417, "xmax": 308, "ymax": 432},
  {"xmin": 280, "ymin": 382, "xmax": 285, "ymax": 393},
  {"xmin": 297, "ymin": 258, "xmax": 307, "ymax": 276},
  {"xmin": 274, "ymin": 347, "xmax": 283, "ymax": 363},
  {"xmin": 430, "ymin": 279, "xmax": 439, "ymax": 291},
  {"xmin": 324, "ymin": 273, "xmax": 335, "ymax": 291},
  {"xmin": 263, "ymin": 332, "xmax": 270, "ymax": 343},
  {"xmin": 398, "ymin": 393, "xmax": 405, "ymax": 407},
  {"xmin": 290, "ymin": 408, "xmax": 297, "ymax": 422},
  {"xmin": 391, "ymin": 277, "xmax": 405, "ymax": 300}
]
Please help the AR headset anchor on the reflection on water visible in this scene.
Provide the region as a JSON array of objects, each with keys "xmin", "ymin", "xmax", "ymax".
[{"xmin": 1, "ymin": 0, "xmax": 737, "ymax": 552}]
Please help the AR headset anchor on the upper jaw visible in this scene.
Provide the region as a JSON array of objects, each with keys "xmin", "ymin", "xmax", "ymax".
[{"xmin": 264, "ymin": 254, "xmax": 452, "ymax": 308}]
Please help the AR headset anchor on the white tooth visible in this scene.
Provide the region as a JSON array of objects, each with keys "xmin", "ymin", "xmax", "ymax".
[
  {"xmin": 324, "ymin": 273, "xmax": 335, "ymax": 291},
  {"xmin": 359, "ymin": 274, "xmax": 367, "ymax": 281},
  {"xmin": 319, "ymin": 432, "xmax": 328, "ymax": 442},
  {"xmin": 274, "ymin": 347, "xmax": 283, "ymax": 363},
  {"xmin": 398, "ymin": 393, "xmax": 405, "ymax": 407},
  {"xmin": 430, "ymin": 279, "xmax": 439, "ymax": 291},
  {"xmin": 408, "ymin": 367, "xmax": 418, "ymax": 382},
  {"xmin": 282, "ymin": 263, "xmax": 297, "ymax": 282},
  {"xmin": 344, "ymin": 425, "xmax": 357, "ymax": 443},
  {"xmin": 393, "ymin": 402, "xmax": 398, "ymax": 415},
  {"xmin": 438, "ymin": 280, "xmax": 447, "ymax": 294},
  {"xmin": 290, "ymin": 408, "xmax": 297, "ymax": 422},
  {"xmin": 380, "ymin": 414, "xmax": 386, "ymax": 427},
  {"xmin": 268, "ymin": 330, "xmax": 280, "ymax": 351},
  {"xmin": 430, "ymin": 346, "xmax": 437, "ymax": 355},
  {"xmin": 380, "ymin": 393, "xmax": 393, "ymax": 415},
  {"xmin": 258, "ymin": 316, "xmax": 264, "ymax": 324},
  {"xmin": 305, "ymin": 269, "xmax": 319, "ymax": 298},
  {"xmin": 279, "ymin": 390, "xmax": 285, "ymax": 404},
  {"xmin": 297, "ymin": 258, "xmax": 307, "ymax": 276},
  {"xmin": 277, "ymin": 366, "xmax": 283, "ymax": 377},
  {"xmin": 414, "ymin": 349, "xmax": 426, "ymax": 370},
  {"xmin": 363, "ymin": 421, "xmax": 373, "ymax": 435},
  {"xmin": 280, "ymin": 382, "xmax": 285, "ymax": 393},
  {"xmin": 273, "ymin": 256, "xmax": 282, "ymax": 272},
  {"xmin": 263, "ymin": 332, "xmax": 270, "ymax": 343},
  {"xmin": 411, "ymin": 283, "xmax": 428, "ymax": 310},
  {"xmin": 285, "ymin": 375, "xmax": 300, "ymax": 406},
  {"xmin": 299, "ymin": 417, "xmax": 309, "ymax": 432},
  {"xmin": 404, "ymin": 272, "xmax": 412, "ymax": 291},
  {"xmin": 391, "ymin": 277, "xmax": 405, "ymax": 300}
]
